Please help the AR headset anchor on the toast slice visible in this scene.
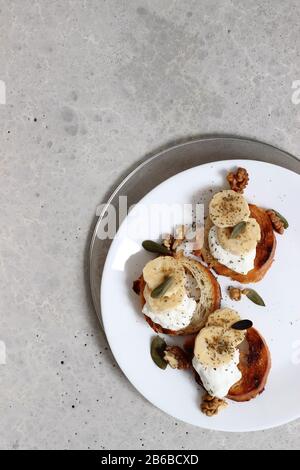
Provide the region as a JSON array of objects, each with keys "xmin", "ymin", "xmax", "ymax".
[
  {"xmin": 200, "ymin": 204, "xmax": 276, "ymax": 283},
  {"xmin": 133, "ymin": 257, "xmax": 221, "ymax": 336},
  {"xmin": 193, "ymin": 327, "xmax": 271, "ymax": 402},
  {"xmin": 227, "ymin": 327, "xmax": 271, "ymax": 402}
]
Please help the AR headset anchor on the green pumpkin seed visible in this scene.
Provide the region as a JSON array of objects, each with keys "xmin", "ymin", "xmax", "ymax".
[
  {"xmin": 230, "ymin": 221, "xmax": 247, "ymax": 239},
  {"xmin": 151, "ymin": 336, "xmax": 167, "ymax": 369},
  {"xmin": 151, "ymin": 276, "xmax": 173, "ymax": 298},
  {"xmin": 142, "ymin": 240, "xmax": 171, "ymax": 255},
  {"xmin": 243, "ymin": 289, "xmax": 266, "ymax": 307}
]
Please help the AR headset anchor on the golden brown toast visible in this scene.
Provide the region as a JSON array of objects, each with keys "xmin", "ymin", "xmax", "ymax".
[
  {"xmin": 133, "ymin": 257, "xmax": 221, "ymax": 336},
  {"xmin": 227, "ymin": 327, "xmax": 271, "ymax": 402},
  {"xmin": 193, "ymin": 327, "xmax": 271, "ymax": 402},
  {"xmin": 200, "ymin": 204, "xmax": 276, "ymax": 283}
]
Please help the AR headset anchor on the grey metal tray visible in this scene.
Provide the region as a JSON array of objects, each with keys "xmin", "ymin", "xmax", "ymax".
[{"xmin": 90, "ymin": 137, "xmax": 300, "ymax": 328}]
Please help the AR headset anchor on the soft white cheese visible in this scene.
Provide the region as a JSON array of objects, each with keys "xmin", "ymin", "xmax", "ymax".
[
  {"xmin": 192, "ymin": 350, "xmax": 242, "ymax": 399},
  {"xmin": 142, "ymin": 294, "xmax": 196, "ymax": 331},
  {"xmin": 208, "ymin": 225, "xmax": 256, "ymax": 275}
]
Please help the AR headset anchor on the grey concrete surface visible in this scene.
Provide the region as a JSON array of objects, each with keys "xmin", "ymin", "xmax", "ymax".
[{"xmin": 0, "ymin": 0, "xmax": 300, "ymax": 450}]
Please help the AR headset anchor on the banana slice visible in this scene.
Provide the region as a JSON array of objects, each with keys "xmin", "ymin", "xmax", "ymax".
[
  {"xmin": 194, "ymin": 326, "xmax": 243, "ymax": 367},
  {"xmin": 206, "ymin": 308, "xmax": 245, "ymax": 346},
  {"xmin": 207, "ymin": 308, "xmax": 241, "ymax": 328},
  {"xmin": 217, "ymin": 218, "xmax": 261, "ymax": 255},
  {"xmin": 143, "ymin": 256, "xmax": 185, "ymax": 297},
  {"xmin": 143, "ymin": 284, "xmax": 185, "ymax": 312},
  {"xmin": 143, "ymin": 257, "xmax": 186, "ymax": 312},
  {"xmin": 209, "ymin": 190, "xmax": 250, "ymax": 228},
  {"xmin": 224, "ymin": 328, "xmax": 245, "ymax": 349}
]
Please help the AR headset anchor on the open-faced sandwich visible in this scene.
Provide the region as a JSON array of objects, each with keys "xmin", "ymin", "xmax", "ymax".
[
  {"xmin": 191, "ymin": 308, "xmax": 271, "ymax": 415},
  {"xmin": 133, "ymin": 254, "xmax": 221, "ymax": 336},
  {"xmin": 199, "ymin": 168, "xmax": 279, "ymax": 283},
  {"xmin": 154, "ymin": 307, "xmax": 271, "ymax": 416},
  {"xmin": 148, "ymin": 307, "xmax": 271, "ymax": 417}
]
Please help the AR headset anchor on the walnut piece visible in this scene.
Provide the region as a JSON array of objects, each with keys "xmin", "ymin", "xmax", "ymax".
[
  {"xmin": 162, "ymin": 226, "xmax": 186, "ymax": 252},
  {"xmin": 163, "ymin": 346, "xmax": 191, "ymax": 370},
  {"xmin": 267, "ymin": 210, "xmax": 285, "ymax": 234},
  {"xmin": 228, "ymin": 287, "xmax": 242, "ymax": 301},
  {"xmin": 227, "ymin": 167, "xmax": 249, "ymax": 193},
  {"xmin": 162, "ymin": 234, "xmax": 174, "ymax": 250},
  {"xmin": 172, "ymin": 225, "xmax": 186, "ymax": 251},
  {"xmin": 201, "ymin": 393, "xmax": 228, "ymax": 417}
]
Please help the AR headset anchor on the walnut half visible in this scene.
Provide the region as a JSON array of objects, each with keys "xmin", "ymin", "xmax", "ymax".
[
  {"xmin": 162, "ymin": 233, "xmax": 174, "ymax": 251},
  {"xmin": 163, "ymin": 346, "xmax": 191, "ymax": 370},
  {"xmin": 227, "ymin": 167, "xmax": 249, "ymax": 193},
  {"xmin": 201, "ymin": 393, "xmax": 228, "ymax": 417},
  {"xmin": 228, "ymin": 287, "xmax": 242, "ymax": 301},
  {"xmin": 267, "ymin": 210, "xmax": 285, "ymax": 235},
  {"xmin": 162, "ymin": 225, "xmax": 186, "ymax": 253}
]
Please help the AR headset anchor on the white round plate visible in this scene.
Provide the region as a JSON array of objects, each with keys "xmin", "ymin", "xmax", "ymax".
[{"xmin": 101, "ymin": 160, "xmax": 300, "ymax": 432}]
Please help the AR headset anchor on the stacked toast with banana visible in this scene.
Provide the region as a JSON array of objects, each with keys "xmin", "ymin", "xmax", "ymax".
[{"xmin": 133, "ymin": 168, "xmax": 286, "ymax": 416}]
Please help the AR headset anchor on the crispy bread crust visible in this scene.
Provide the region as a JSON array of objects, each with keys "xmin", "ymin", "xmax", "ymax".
[{"xmin": 200, "ymin": 204, "xmax": 276, "ymax": 283}]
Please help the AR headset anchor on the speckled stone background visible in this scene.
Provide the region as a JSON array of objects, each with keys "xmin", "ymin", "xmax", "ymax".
[{"xmin": 1, "ymin": 0, "xmax": 300, "ymax": 450}]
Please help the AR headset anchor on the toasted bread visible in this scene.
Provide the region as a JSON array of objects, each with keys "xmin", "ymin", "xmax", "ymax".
[
  {"xmin": 193, "ymin": 327, "xmax": 271, "ymax": 402},
  {"xmin": 200, "ymin": 204, "xmax": 276, "ymax": 283},
  {"xmin": 133, "ymin": 257, "xmax": 221, "ymax": 336},
  {"xmin": 227, "ymin": 327, "xmax": 271, "ymax": 402}
]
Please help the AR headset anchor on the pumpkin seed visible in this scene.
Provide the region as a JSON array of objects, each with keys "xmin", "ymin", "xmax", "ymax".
[
  {"xmin": 151, "ymin": 336, "xmax": 168, "ymax": 369},
  {"xmin": 243, "ymin": 289, "xmax": 266, "ymax": 307},
  {"xmin": 151, "ymin": 276, "xmax": 174, "ymax": 298},
  {"xmin": 142, "ymin": 240, "xmax": 172, "ymax": 255},
  {"xmin": 232, "ymin": 319, "xmax": 253, "ymax": 330}
]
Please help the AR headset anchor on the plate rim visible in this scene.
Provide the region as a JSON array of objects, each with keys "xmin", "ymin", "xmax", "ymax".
[{"xmin": 100, "ymin": 157, "xmax": 300, "ymax": 432}]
